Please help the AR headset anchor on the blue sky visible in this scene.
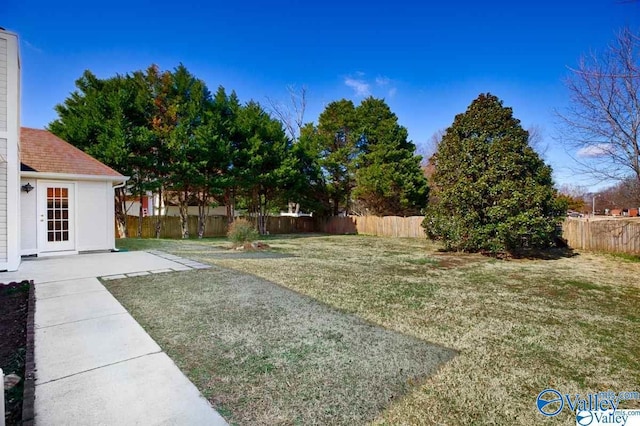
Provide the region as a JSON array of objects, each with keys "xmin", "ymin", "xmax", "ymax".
[{"xmin": 4, "ymin": 0, "xmax": 640, "ymax": 190}]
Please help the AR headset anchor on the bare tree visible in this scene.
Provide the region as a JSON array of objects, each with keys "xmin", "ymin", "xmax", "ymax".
[
  {"xmin": 557, "ymin": 183, "xmax": 589, "ymax": 199},
  {"xmin": 266, "ymin": 85, "xmax": 307, "ymax": 141},
  {"xmin": 415, "ymin": 128, "xmax": 445, "ymax": 168},
  {"xmin": 558, "ymin": 27, "xmax": 640, "ymax": 185},
  {"xmin": 597, "ymin": 177, "xmax": 640, "ymax": 210},
  {"xmin": 527, "ymin": 124, "xmax": 548, "ymax": 157}
]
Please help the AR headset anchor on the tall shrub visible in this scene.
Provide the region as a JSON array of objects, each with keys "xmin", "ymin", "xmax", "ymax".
[{"xmin": 422, "ymin": 93, "xmax": 566, "ymax": 253}]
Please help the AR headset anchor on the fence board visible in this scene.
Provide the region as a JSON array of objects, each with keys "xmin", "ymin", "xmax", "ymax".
[
  {"xmin": 561, "ymin": 217, "xmax": 640, "ymax": 254},
  {"xmin": 319, "ymin": 216, "xmax": 426, "ymax": 238},
  {"xmin": 124, "ymin": 215, "xmax": 316, "ymax": 238},
  {"xmin": 122, "ymin": 215, "xmax": 640, "ymax": 254}
]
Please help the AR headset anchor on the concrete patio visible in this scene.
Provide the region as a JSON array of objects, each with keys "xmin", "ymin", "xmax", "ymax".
[{"xmin": 0, "ymin": 251, "xmax": 227, "ymax": 426}]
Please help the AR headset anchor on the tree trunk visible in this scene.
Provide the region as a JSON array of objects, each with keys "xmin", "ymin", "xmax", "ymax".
[
  {"xmin": 225, "ymin": 188, "xmax": 235, "ymax": 224},
  {"xmin": 178, "ymin": 188, "xmax": 189, "ymax": 239},
  {"xmin": 114, "ymin": 187, "xmax": 128, "ymax": 238},
  {"xmin": 154, "ymin": 188, "xmax": 163, "ymax": 239},
  {"xmin": 197, "ymin": 189, "xmax": 208, "ymax": 239},
  {"xmin": 137, "ymin": 192, "xmax": 144, "ymax": 238},
  {"xmin": 258, "ymin": 192, "xmax": 268, "ymax": 235},
  {"xmin": 333, "ymin": 195, "xmax": 340, "ymax": 216}
]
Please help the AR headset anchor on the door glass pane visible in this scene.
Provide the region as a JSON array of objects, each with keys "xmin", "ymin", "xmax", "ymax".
[{"xmin": 47, "ymin": 186, "xmax": 70, "ymax": 243}]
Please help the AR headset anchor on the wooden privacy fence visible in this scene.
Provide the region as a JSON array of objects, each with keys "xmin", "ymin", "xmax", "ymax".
[
  {"xmin": 561, "ymin": 217, "xmax": 640, "ymax": 254},
  {"xmin": 122, "ymin": 215, "xmax": 640, "ymax": 255},
  {"xmin": 124, "ymin": 215, "xmax": 316, "ymax": 238},
  {"xmin": 320, "ymin": 216, "xmax": 426, "ymax": 238}
]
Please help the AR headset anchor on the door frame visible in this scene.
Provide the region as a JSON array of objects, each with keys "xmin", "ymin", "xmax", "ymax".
[{"xmin": 36, "ymin": 180, "xmax": 78, "ymax": 255}]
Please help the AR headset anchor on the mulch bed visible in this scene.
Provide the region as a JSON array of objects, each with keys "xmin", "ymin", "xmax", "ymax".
[{"xmin": 1, "ymin": 280, "xmax": 34, "ymax": 426}]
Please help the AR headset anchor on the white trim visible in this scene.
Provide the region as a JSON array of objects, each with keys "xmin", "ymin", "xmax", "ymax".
[
  {"xmin": 0, "ymin": 28, "xmax": 19, "ymax": 38},
  {"xmin": 21, "ymin": 249, "xmax": 37, "ymax": 256},
  {"xmin": 106, "ymin": 181, "xmax": 116, "ymax": 250},
  {"xmin": 37, "ymin": 250, "xmax": 79, "ymax": 258},
  {"xmin": 4, "ymin": 30, "xmax": 21, "ymax": 271},
  {"xmin": 37, "ymin": 181, "xmax": 76, "ymax": 253},
  {"xmin": 21, "ymin": 171, "xmax": 129, "ymax": 183}
]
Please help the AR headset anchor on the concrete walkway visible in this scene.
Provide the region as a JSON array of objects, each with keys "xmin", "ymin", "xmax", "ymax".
[{"xmin": 0, "ymin": 251, "xmax": 227, "ymax": 426}]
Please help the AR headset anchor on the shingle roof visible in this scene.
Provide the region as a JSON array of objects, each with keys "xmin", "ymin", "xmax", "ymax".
[{"xmin": 20, "ymin": 127, "xmax": 123, "ymax": 177}]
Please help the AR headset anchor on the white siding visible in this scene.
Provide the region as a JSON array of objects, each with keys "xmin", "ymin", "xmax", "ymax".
[
  {"xmin": 0, "ymin": 138, "xmax": 6, "ymax": 261},
  {"xmin": 0, "ymin": 29, "xmax": 20, "ymax": 270},
  {"xmin": 20, "ymin": 178, "xmax": 37, "ymax": 255},
  {"xmin": 77, "ymin": 180, "xmax": 115, "ymax": 251},
  {"xmin": 0, "ymin": 36, "xmax": 7, "ymax": 263},
  {"xmin": 0, "ymin": 37, "xmax": 7, "ymax": 132}
]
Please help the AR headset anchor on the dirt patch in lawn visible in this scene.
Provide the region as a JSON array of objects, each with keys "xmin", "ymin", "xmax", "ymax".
[
  {"xmin": 0, "ymin": 281, "xmax": 30, "ymax": 426},
  {"xmin": 105, "ymin": 269, "xmax": 456, "ymax": 425}
]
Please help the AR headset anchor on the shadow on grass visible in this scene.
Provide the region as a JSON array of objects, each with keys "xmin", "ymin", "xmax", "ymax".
[
  {"xmin": 434, "ymin": 246, "xmax": 579, "ymax": 261},
  {"xmin": 507, "ymin": 247, "xmax": 579, "ymax": 261},
  {"xmin": 259, "ymin": 232, "xmax": 331, "ymax": 241},
  {"xmin": 105, "ymin": 264, "xmax": 457, "ymax": 425}
]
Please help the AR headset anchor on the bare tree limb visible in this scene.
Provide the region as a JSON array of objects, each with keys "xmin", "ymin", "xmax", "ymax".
[
  {"xmin": 557, "ymin": 26, "xmax": 640, "ymax": 186},
  {"xmin": 266, "ymin": 85, "xmax": 307, "ymax": 141},
  {"xmin": 527, "ymin": 124, "xmax": 549, "ymax": 157}
]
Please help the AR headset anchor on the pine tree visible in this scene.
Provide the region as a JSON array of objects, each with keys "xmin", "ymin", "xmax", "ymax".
[
  {"xmin": 422, "ymin": 93, "xmax": 566, "ymax": 253},
  {"xmin": 353, "ymin": 97, "xmax": 428, "ymax": 216},
  {"xmin": 313, "ymin": 99, "xmax": 359, "ymax": 215}
]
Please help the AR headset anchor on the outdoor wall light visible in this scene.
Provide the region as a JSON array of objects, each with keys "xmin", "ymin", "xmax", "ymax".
[{"xmin": 21, "ymin": 182, "xmax": 34, "ymax": 193}]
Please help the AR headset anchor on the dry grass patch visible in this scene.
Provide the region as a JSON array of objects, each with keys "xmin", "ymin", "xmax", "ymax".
[
  {"xmin": 105, "ymin": 245, "xmax": 454, "ymax": 425},
  {"xmin": 115, "ymin": 235, "xmax": 640, "ymax": 425}
]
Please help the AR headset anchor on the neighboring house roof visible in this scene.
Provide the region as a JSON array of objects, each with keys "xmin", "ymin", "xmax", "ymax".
[{"xmin": 20, "ymin": 127, "xmax": 123, "ymax": 177}]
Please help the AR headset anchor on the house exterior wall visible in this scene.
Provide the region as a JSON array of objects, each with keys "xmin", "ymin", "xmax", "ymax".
[
  {"xmin": 0, "ymin": 30, "xmax": 20, "ymax": 271},
  {"xmin": 21, "ymin": 178, "xmax": 117, "ymax": 255},
  {"xmin": 0, "ymin": 137, "xmax": 7, "ymax": 263},
  {"xmin": 77, "ymin": 180, "xmax": 115, "ymax": 252},
  {"xmin": 0, "ymin": 37, "xmax": 8, "ymax": 131},
  {"xmin": 20, "ymin": 178, "xmax": 37, "ymax": 254}
]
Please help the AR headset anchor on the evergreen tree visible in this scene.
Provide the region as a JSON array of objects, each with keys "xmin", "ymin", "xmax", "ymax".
[
  {"xmin": 161, "ymin": 65, "xmax": 213, "ymax": 238},
  {"xmin": 313, "ymin": 99, "xmax": 359, "ymax": 215},
  {"xmin": 353, "ymin": 97, "xmax": 428, "ymax": 216},
  {"xmin": 422, "ymin": 93, "xmax": 566, "ymax": 253},
  {"xmin": 49, "ymin": 70, "xmax": 157, "ymax": 237},
  {"xmin": 235, "ymin": 101, "xmax": 302, "ymax": 234}
]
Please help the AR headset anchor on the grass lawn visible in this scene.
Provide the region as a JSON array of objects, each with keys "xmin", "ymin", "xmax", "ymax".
[{"xmin": 111, "ymin": 234, "xmax": 640, "ymax": 425}]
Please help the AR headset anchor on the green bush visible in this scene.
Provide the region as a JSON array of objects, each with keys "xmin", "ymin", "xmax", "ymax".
[
  {"xmin": 227, "ymin": 219, "xmax": 259, "ymax": 246},
  {"xmin": 422, "ymin": 93, "xmax": 566, "ymax": 254}
]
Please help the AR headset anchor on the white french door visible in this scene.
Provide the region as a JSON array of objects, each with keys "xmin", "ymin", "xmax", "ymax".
[{"xmin": 38, "ymin": 182, "xmax": 75, "ymax": 252}]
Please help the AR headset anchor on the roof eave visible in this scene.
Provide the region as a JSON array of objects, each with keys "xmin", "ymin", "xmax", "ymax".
[{"xmin": 20, "ymin": 170, "xmax": 130, "ymax": 183}]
